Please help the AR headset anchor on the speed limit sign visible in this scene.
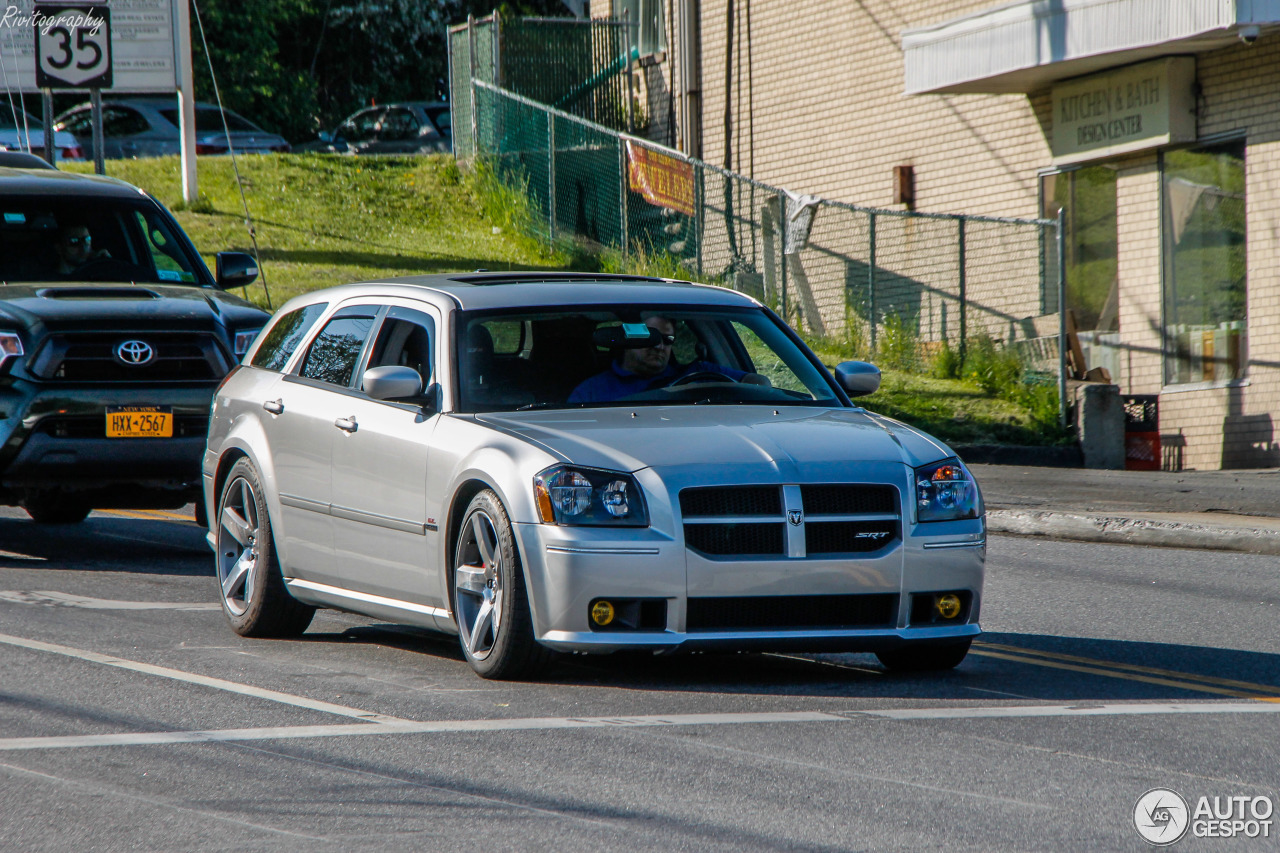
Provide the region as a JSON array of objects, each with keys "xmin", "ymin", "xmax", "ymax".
[{"xmin": 34, "ymin": 5, "xmax": 112, "ymax": 89}]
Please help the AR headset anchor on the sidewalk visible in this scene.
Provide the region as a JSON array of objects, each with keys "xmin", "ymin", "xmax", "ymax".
[{"xmin": 970, "ymin": 464, "xmax": 1280, "ymax": 555}]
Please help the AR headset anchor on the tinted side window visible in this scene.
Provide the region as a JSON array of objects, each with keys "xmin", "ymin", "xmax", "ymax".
[
  {"xmin": 299, "ymin": 313, "xmax": 376, "ymax": 386},
  {"xmin": 365, "ymin": 307, "xmax": 435, "ymax": 384},
  {"xmin": 251, "ymin": 303, "xmax": 329, "ymax": 372},
  {"xmin": 56, "ymin": 109, "xmax": 92, "ymax": 135},
  {"xmin": 102, "ymin": 107, "xmax": 150, "ymax": 137}
]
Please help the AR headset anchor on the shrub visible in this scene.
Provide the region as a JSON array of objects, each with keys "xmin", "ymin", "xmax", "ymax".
[
  {"xmin": 930, "ymin": 339, "xmax": 962, "ymax": 380},
  {"xmin": 877, "ymin": 312, "xmax": 918, "ymax": 371}
]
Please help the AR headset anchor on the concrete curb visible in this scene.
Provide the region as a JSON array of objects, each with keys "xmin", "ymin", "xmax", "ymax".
[{"xmin": 987, "ymin": 509, "xmax": 1280, "ymax": 556}]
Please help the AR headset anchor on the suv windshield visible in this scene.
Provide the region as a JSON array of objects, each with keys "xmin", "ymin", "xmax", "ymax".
[
  {"xmin": 457, "ymin": 305, "xmax": 842, "ymax": 412},
  {"xmin": 0, "ymin": 197, "xmax": 206, "ymax": 285}
]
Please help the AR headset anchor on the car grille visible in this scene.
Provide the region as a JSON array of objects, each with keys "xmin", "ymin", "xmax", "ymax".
[
  {"xmin": 686, "ymin": 593, "xmax": 899, "ymax": 631},
  {"xmin": 34, "ymin": 332, "xmax": 230, "ymax": 382},
  {"xmin": 36, "ymin": 414, "xmax": 209, "ymax": 439},
  {"xmin": 680, "ymin": 484, "xmax": 900, "ymax": 558}
]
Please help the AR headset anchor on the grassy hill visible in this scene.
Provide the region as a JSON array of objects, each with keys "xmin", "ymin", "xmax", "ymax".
[{"xmin": 65, "ymin": 154, "xmax": 1065, "ymax": 446}]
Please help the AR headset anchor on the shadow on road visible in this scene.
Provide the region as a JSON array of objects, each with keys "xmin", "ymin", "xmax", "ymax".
[
  {"xmin": 294, "ymin": 624, "xmax": 1280, "ymax": 703},
  {"xmin": 0, "ymin": 513, "xmax": 209, "ymax": 574}
]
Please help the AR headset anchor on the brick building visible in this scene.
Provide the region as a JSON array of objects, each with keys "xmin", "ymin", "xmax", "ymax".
[{"xmin": 591, "ymin": 0, "xmax": 1280, "ymax": 470}]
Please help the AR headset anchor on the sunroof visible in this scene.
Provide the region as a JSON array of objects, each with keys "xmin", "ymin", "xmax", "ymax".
[{"xmin": 452, "ymin": 273, "xmax": 672, "ymax": 286}]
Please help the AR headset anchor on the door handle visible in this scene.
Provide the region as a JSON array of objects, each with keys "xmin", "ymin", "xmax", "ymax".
[
  {"xmin": 334, "ymin": 416, "xmax": 358, "ymax": 433},
  {"xmin": 262, "ymin": 399, "xmax": 284, "ymax": 415}
]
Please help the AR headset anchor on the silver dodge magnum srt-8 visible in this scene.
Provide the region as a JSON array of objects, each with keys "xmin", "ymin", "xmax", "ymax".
[{"xmin": 204, "ymin": 272, "xmax": 985, "ymax": 679}]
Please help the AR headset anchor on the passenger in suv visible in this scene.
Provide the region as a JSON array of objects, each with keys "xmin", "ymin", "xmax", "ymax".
[{"xmin": 0, "ymin": 164, "xmax": 268, "ymax": 523}]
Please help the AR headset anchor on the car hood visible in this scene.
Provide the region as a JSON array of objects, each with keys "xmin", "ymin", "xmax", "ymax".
[
  {"xmin": 0, "ymin": 282, "xmax": 267, "ymax": 332},
  {"xmin": 474, "ymin": 406, "xmax": 956, "ymax": 477}
]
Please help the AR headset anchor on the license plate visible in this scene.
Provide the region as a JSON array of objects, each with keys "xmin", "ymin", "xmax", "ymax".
[{"xmin": 106, "ymin": 406, "xmax": 173, "ymax": 438}]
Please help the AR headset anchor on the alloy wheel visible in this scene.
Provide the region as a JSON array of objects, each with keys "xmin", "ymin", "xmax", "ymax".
[
  {"xmin": 454, "ymin": 510, "xmax": 505, "ymax": 660},
  {"xmin": 217, "ymin": 475, "xmax": 260, "ymax": 617}
]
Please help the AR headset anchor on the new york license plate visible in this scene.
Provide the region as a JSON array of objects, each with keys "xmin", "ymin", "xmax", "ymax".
[{"xmin": 106, "ymin": 406, "xmax": 173, "ymax": 438}]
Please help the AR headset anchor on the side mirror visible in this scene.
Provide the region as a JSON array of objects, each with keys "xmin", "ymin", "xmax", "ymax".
[
  {"xmin": 834, "ymin": 361, "xmax": 881, "ymax": 397},
  {"xmin": 318, "ymin": 131, "xmax": 333, "ymax": 143},
  {"xmin": 363, "ymin": 365, "xmax": 423, "ymax": 401},
  {"xmin": 215, "ymin": 251, "xmax": 258, "ymax": 289}
]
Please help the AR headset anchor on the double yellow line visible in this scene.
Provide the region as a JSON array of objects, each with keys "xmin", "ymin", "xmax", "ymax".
[
  {"xmin": 973, "ymin": 641, "xmax": 1280, "ymax": 702},
  {"xmin": 99, "ymin": 509, "xmax": 195, "ymax": 523}
]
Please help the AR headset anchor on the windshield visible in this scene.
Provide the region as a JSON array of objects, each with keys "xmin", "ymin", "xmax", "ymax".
[
  {"xmin": 0, "ymin": 111, "xmax": 42, "ymax": 131},
  {"xmin": 457, "ymin": 305, "xmax": 842, "ymax": 412},
  {"xmin": 0, "ymin": 196, "xmax": 207, "ymax": 285},
  {"xmin": 158, "ymin": 108, "xmax": 261, "ymax": 133}
]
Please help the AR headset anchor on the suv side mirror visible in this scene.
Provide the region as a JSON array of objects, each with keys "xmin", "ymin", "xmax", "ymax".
[
  {"xmin": 363, "ymin": 365, "xmax": 423, "ymax": 401},
  {"xmin": 834, "ymin": 361, "xmax": 881, "ymax": 397},
  {"xmin": 216, "ymin": 252, "xmax": 258, "ymax": 289}
]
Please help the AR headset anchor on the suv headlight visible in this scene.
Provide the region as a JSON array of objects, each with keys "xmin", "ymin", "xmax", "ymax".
[
  {"xmin": 0, "ymin": 331, "xmax": 24, "ymax": 372},
  {"xmin": 914, "ymin": 459, "xmax": 979, "ymax": 523},
  {"xmin": 233, "ymin": 328, "xmax": 262, "ymax": 358},
  {"xmin": 534, "ymin": 465, "xmax": 649, "ymax": 527}
]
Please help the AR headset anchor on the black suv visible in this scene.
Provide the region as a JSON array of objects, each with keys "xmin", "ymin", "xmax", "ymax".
[{"xmin": 0, "ymin": 165, "xmax": 268, "ymax": 523}]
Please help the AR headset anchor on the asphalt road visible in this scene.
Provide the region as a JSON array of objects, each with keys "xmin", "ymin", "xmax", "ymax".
[{"xmin": 1, "ymin": 507, "xmax": 1278, "ymax": 851}]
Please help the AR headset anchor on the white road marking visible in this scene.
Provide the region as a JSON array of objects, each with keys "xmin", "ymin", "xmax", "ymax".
[
  {"xmin": 0, "ymin": 632, "xmax": 408, "ymax": 724},
  {"xmin": 0, "ymin": 591, "xmax": 218, "ymax": 611},
  {"xmin": 1, "ymin": 702, "xmax": 1278, "ymax": 752}
]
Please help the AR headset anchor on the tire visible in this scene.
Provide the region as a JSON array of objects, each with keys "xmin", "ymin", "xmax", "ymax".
[
  {"xmin": 452, "ymin": 489, "xmax": 551, "ymax": 680},
  {"xmin": 215, "ymin": 458, "xmax": 314, "ymax": 638},
  {"xmin": 875, "ymin": 638, "xmax": 972, "ymax": 672},
  {"xmin": 194, "ymin": 496, "xmax": 208, "ymax": 528},
  {"xmin": 21, "ymin": 490, "xmax": 91, "ymax": 524}
]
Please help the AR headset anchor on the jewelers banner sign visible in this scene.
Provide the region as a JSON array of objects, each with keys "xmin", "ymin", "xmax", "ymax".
[{"xmin": 626, "ymin": 141, "xmax": 695, "ymax": 217}]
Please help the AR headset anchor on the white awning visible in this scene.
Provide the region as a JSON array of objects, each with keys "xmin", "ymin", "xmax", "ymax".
[{"xmin": 903, "ymin": 0, "xmax": 1280, "ymax": 94}]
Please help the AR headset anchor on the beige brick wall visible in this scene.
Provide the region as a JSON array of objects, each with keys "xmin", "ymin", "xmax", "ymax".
[
  {"xmin": 649, "ymin": 1, "xmax": 1280, "ymax": 468},
  {"xmin": 694, "ymin": 0, "xmax": 1050, "ymax": 217}
]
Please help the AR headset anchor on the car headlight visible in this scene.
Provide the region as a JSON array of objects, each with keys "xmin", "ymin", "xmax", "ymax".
[
  {"xmin": 233, "ymin": 328, "xmax": 262, "ymax": 358},
  {"xmin": 914, "ymin": 459, "xmax": 979, "ymax": 523},
  {"xmin": 534, "ymin": 465, "xmax": 649, "ymax": 527},
  {"xmin": 0, "ymin": 331, "xmax": 24, "ymax": 372}
]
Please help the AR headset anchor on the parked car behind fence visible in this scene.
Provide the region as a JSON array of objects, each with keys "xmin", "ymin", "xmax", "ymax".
[{"xmin": 54, "ymin": 98, "xmax": 289, "ymax": 159}]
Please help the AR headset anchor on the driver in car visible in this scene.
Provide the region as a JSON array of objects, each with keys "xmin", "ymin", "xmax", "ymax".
[
  {"xmin": 569, "ymin": 314, "xmax": 756, "ymax": 403},
  {"xmin": 54, "ymin": 223, "xmax": 110, "ymax": 276}
]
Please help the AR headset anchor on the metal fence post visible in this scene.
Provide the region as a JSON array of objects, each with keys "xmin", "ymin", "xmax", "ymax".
[
  {"xmin": 619, "ymin": 141, "xmax": 629, "ymax": 257},
  {"xmin": 778, "ymin": 190, "xmax": 787, "ymax": 321},
  {"xmin": 957, "ymin": 216, "xmax": 967, "ymax": 366},
  {"xmin": 468, "ymin": 15, "xmax": 477, "ymax": 157},
  {"xmin": 548, "ymin": 113, "xmax": 556, "ymax": 241},
  {"xmin": 867, "ymin": 211, "xmax": 877, "ymax": 353},
  {"xmin": 1057, "ymin": 207, "xmax": 1069, "ymax": 429}
]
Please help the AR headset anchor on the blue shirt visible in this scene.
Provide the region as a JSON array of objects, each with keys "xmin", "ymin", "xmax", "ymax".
[{"xmin": 568, "ymin": 360, "xmax": 746, "ymax": 403}]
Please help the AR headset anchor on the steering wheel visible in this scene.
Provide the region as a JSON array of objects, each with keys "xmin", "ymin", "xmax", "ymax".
[
  {"xmin": 668, "ymin": 370, "xmax": 738, "ymax": 387},
  {"xmin": 70, "ymin": 257, "xmax": 147, "ymax": 282}
]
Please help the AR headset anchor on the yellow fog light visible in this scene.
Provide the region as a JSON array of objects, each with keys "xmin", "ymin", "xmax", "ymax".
[
  {"xmin": 934, "ymin": 594, "xmax": 962, "ymax": 620},
  {"xmin": 591, "ymin": 600, "xmax": 615, "ymax": 626}
]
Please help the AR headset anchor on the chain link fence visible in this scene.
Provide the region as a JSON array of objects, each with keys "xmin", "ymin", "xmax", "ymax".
[{"xmin": 451, "ymin": 23, "xmax": 1067, "ymax": 420}]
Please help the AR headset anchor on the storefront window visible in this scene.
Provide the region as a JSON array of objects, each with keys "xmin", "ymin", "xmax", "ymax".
[
  {"xmin": 1042, "ymin": 166, "xmax": 1119, "ymax": 332},
  {"xmin": 1161, "ymin": 141, "xmax": 1246, "ymax": 385},
  {"xmin": 1042, "ymin": 165, "xmax": 1119, "ymax": 378}
]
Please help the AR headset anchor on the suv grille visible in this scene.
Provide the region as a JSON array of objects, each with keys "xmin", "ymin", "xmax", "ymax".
[
  {"xmin": 686, "ymin": 594, "xmax": 899, "ymax": 631},
  {"xmin": 36, "ymin": 333, "xmax": 230, "ymax": 382},
  {"xmin": 680, "ymin": 484, "xmax": 900, "ymax": 557}
]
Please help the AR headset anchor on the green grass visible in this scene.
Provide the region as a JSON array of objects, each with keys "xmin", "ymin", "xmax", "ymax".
[
  {"xmin": 63, "ymin": 154, "xmax": 571, "ymax": 309},
  {"xmin": 65, "ymin": 154, "xmax": 1067, "ymax": 446}
]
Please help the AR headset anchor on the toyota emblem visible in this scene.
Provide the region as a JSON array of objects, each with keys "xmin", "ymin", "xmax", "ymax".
[{"xmin": 115, "ymin": 339, "xmax": 155, "ymax": 366}]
